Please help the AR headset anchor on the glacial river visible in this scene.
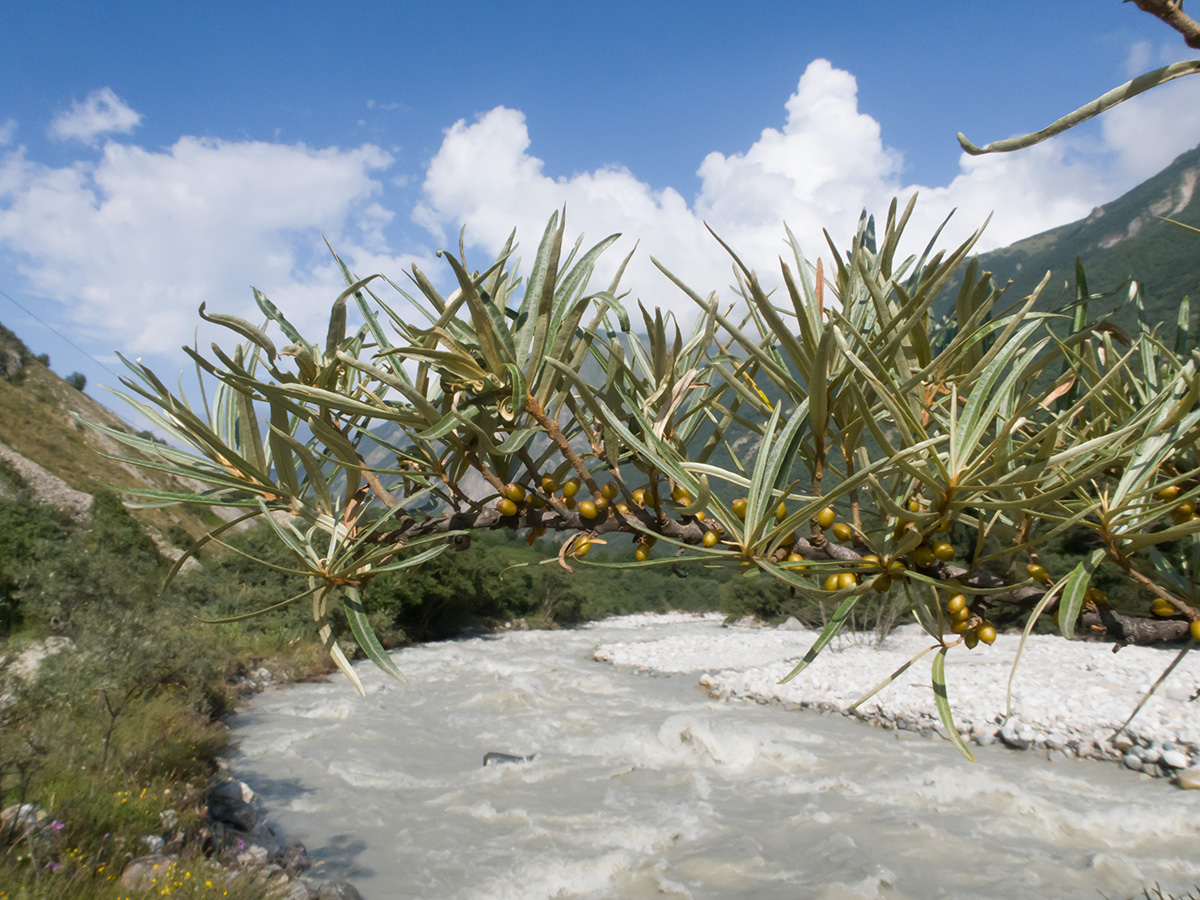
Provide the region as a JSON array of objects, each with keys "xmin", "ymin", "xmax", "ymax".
[{"xmin": 228, "ymin": 615, "xmax": 1200, "ymax": 900}]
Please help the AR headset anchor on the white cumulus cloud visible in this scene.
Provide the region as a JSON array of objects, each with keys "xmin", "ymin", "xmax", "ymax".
[
  {"xmin": 0, "ymin": 135, "xmax": 425, "ymax": 357},
  {"xmin": 48, "ymin": 88, "xmax": 143, "ymax": 144},
  {"xmin": 4, "ymin": 53, "xmax": 1199, "ymax": 384},
  {"xmin": 416, "ymin": 57, "xmax": 1200, "ymax": 322}
]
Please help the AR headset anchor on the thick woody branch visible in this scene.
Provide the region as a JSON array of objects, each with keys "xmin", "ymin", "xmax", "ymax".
[
  {"xmin": 1130, "ymin": 0, "xmax": 1200, "ymax": 49},
  {"xmin": 1080, "ymin": 606, "xmax": 1193, "ymax": 645},
  {"xmin": 359, "ymin": 505, "xmax": 1195, "ymax": 647}
]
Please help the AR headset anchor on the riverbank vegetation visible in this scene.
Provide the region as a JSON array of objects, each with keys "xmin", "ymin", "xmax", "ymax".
[{"xmin": 0, "ymin": 456, "xmax": 737, "ymax": 898}]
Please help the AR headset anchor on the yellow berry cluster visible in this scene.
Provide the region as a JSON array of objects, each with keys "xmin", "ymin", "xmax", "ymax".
[
  {"xmin": 944, "ymin": 592, "xmax": 996, "ymax": 649},
  {"xmin": 1155, "ymin": 483, "xmax": 1199, "ymax": 526}
]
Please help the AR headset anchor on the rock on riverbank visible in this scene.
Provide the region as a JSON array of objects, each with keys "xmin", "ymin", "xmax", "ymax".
[{"xmin": 593, "ymin": 617, "xmax": 1200, "ymax": 781}]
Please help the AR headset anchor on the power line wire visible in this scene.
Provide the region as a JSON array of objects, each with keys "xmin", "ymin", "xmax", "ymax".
[{"xmin": 0, "ymin": 286, "xmax": 123, "ymax": 380}]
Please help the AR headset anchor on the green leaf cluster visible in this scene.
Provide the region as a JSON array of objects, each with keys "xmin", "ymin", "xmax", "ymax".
[{"xmin": 92, "ymin": 201, "xmax": 1200, "ymax": 753}]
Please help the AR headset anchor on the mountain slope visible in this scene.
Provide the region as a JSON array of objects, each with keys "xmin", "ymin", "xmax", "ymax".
[
  {"xmin": 942, "ymin": 144, "xmax": 1200, "ymax": 332},
  {"xmin": 0, "ymin": 322, "xmax": 222, "ymax": 552}
]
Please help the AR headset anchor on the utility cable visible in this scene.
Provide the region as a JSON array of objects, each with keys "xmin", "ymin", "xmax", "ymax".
[{"xmin": 0, "ymin": 286, "xmax": 123, "ymax": 380}]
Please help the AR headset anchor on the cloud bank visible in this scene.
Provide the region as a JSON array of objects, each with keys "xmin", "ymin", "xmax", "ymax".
[
  {"xmin": 2, "ymin": 58, "xmax": 1199, "ymax": 371},
  {"xmin": 0, "ymin": 128, "xmax": 413, "ymax": 355},
  {"xmin": 418, "ymin": 58, "xmax": 1200, "ymax": 315}
]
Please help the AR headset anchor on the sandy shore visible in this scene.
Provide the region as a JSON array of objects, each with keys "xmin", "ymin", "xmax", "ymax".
[{"xmin": 593, "ymin": 614, "xmax": 1200, "ymax": 778}]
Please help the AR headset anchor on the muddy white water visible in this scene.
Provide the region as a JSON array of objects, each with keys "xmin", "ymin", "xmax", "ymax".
[{"xmin": 228, "ymin": 615, "xmax": 1200, "ymax": 900}]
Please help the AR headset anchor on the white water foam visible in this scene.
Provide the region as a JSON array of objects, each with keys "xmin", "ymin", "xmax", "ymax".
[{"xmin": 228, "ymin": 615, "xmax": 1200, "ymax": 899}]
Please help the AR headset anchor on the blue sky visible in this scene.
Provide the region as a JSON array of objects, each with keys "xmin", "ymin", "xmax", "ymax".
[{"xmin": 1, "ymin": 1, "xmax": 1198, "ymax": 415}]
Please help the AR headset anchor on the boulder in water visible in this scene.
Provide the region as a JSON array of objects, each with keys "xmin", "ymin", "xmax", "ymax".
[
  {"xmin": 208, "ymin": 780, "xmax": 261, "ymax": 831},
  {"xmin": 316, "ymin": 881, "xmax": 364, "ymax": 900},
  {"xmin": 483, "ymin": 751, "xmax": 534, "ymax": 766}
]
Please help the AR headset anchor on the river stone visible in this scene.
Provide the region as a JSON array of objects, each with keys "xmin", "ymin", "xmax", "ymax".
[
  {"xmin": 1175, "ymin": 767, "xmax": 1200, "ymax": 789},
  {"xmin": 1045, "ymin": 732, "xmax": 1068, "ymax": 750},
  {"xmin": 1162, "ymin": 750, "xmax": 1191, "ymax": 769},
  {"xmin": 776, "ymin": 616, "xmax": 804, "ymax": 631},
  {"xmin": 0, "ymin": 803, "xmax": 48, "ymax": 839},
  {"xmin": 120, "ymin": 855, "xmax": 176, "ymax": 891},
  {"xmin": 1142, "ymin": 746, "xmax": 1162, "ymax": 765},
  {"xmin": 249, "ymin": 820, "xmax": 287, "ymax": 858},
  {"xmin": 999, "ymin": 719, "xmax": 1029, "ymax": 750},
  {"xmin": 1112, "ymin": 733, "xmax": 1136, "ymax": 752},
  {"xmin": 1122, "ymin": 753, "xmax": 1144, "ymax": 771},
  {"xmin": 316, "ymin": 882, "xmax": 364, "ymax": 900},
  {"xmin": 236, "ymin": 844, "xmax": 269, "ymax": 867},
  {"xmin": 284, "ymin": 840, "xmax": 313, "ymax": 873},
  {"xmin": 208, "ymin": 780, "xmax": 261, "ymax": 831},
  {"xmin": 285, "ymin": 883, "xmax": 316, "ymax": 900}
]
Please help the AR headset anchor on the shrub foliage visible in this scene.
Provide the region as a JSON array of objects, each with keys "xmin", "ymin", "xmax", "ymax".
[{"xmin": 88, "ymin": 195, "xmax": 1200, "ymax": 756}]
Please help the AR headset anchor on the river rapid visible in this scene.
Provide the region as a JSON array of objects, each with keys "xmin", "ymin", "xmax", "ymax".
[{"xmin": 228, "ymin": 614, "xmax": 1200, "ymax": 900}]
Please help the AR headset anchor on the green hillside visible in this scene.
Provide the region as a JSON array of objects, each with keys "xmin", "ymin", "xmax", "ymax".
[
  {"xmin": 0, "ymin": 322, "xmax": 222, "ymax": 550},
  {"xmin": 942, "ymin": 143, "xmax": 1200, "ymax": 333}
]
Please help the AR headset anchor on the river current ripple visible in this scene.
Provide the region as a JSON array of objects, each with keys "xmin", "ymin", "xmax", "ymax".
[{"xmin": 228, "ymin": 615, "xmax": 1200, "ymax": 900}]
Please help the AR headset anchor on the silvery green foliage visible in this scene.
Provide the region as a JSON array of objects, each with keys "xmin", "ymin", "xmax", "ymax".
[{"xmin": 93, "ymin": 203, "xmax": 1200, "ymax": 756}]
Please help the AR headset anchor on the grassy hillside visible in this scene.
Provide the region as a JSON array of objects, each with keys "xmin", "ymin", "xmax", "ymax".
[
  {"xmin": 941, "ymin": 143, "xmax": 1200, "ymax": 334},
  {"xmin": 0, "ymin": 323, "xmax": 221, "ymax": 549}
]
